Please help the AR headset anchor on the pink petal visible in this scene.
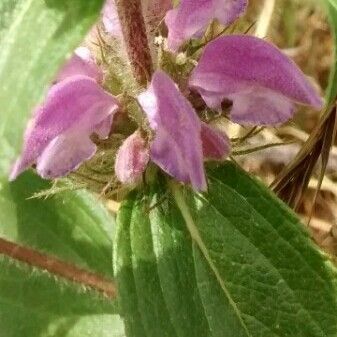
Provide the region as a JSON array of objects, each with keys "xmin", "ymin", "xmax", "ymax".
[
  {"xmin": 103, "ymin": 0, "xmax": 172, "ymax": 37},
  {"xmin": 165, "ymin": 0, "xmax": 247, "ymax": 51},
  {"xmin": 94, "ymin": 115, "xmax": 114, "ymax": 139},
  {"xmin": 189, "ymin": 35, "xmax": 323, "ymax": 125},
  {"xmin": 102, "ymin": 0, "xmax": 123, "ymax": 37},
  {"xmin": 138, "ymin": 70, "xmax": 207, "ymax": 191},
  {"xmin": 56, "ymin": 47, "xmax": 102, "ymax": 82},
  {"xmin": 115, "ymin": 131, "xmax": 150, "ymax": 184},
  {"xmin": 201, "ymin": 122, "xmax": 231, "ymax": 160},
  {"xmin": 228, "ymin": 87, "xmax": 295, "ymax": 125},
  {"xmin": 36, "ymin": 131, "xmax": 97, "ymax": 179},
  {"xmin": 10, "ymin": 75, "xmax": 119, "ymax": 180}
]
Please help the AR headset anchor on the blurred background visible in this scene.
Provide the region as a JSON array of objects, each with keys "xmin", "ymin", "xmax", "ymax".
[{"xmin": 232, "ymin": 0, "xmax": 337, "ymax": 256}]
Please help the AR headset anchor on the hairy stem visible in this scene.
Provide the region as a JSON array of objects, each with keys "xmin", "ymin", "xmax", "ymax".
[
  {"xmin": 115, "ymin": 0, "xmax": 153, "ymax": 86},
  {"xmin": 0, "ymin": 237, "xmax": 116, "ymax": 298}
]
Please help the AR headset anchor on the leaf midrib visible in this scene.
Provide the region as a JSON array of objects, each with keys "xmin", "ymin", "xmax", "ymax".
[
  {"xmin": 204, "ymin": 177, "xmax": 331, "ymax": 336},
  {"xmin": 171, "ymin": 183, "xmax": 253, "ymax": 337},
  {"xmin": 210, "ymin": 174, "xmax": 329, "ymax": 286},
  {"xmin": 211, "ymin": 170, "xmax": 337, "ymax": 308},
  {"xmin": 172, "ymin": 180, "xmax": 333, "ymax": 337}
]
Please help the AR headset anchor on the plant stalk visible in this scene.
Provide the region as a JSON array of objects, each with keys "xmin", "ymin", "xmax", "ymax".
[
  {"xmin": 0, "ymin": 237, "xmax": 116, "ymax": 298},
  {"xmin": 115, "ymin": 0, "xmax": 153, "ymax": 86}
]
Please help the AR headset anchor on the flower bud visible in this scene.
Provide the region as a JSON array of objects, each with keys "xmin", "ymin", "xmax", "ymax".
[{"xmin": 115, "ymin": 131, "xmax": 150, "ymax": 184}]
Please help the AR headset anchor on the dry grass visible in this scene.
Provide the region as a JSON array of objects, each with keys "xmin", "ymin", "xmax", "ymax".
[{"xmin": 237, "ymin": 0, "xmax": 337, "ymax": 256}]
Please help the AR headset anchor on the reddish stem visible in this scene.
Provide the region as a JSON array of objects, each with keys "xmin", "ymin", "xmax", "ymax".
[
  {"xmin": 0, "ymin": 237, "xmax": 116, "ymax": 298},
  {"xmin": 115, "ymin": 0, "xmax": 153, "ymax": 86}
]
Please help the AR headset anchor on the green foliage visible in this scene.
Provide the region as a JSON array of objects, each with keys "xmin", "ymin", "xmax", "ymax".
[
  {"xmin": 1, "ymin": 1, "xmax": 337, "ymax": 337},
  {"xmin": 0, "ymin": 0, "xmax": 104, "ymax": 173},
  {"xmin": 0, "ymin": 1, "xmax": 124, "ymax": 335},
  {"xmin": 0, "ymin": 170, "xmax": 123, "ymax": 336},
  {"xmin": 115, "ymin": 163, "xmax": 337, "ymax": 337},
  {"xmin": 114, "ymin": 192, "xmax": 208, "ymax": 337},
  {"xmin": 0, "ymin": 254, "xmax": 113, "ymax": 317},
  {"xmin": 0, "ymin": 174, "xmax": 116, "ymax": 318},
  {"xmin": 0, "ymin": 172, "xmax": 114, "ymax": 277}
]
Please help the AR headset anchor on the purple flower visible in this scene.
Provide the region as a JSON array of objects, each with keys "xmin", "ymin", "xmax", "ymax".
[
  {"xmin": 165, "ymin": 0, "xmax": 247, "ymax": 51},
  {"xmin": 9, "ymin": 6, "xmax": 324, "ymax": 194},
  {"xmin": 102, "ymin": 0, "xmax": 122, "ymax": 37},
  {"xmin": 138, "ymin": 70, "xmax": 229, "ymax": 191},
  {"xmin": 55, "ymin": 47, "xmax": 103, "ymax": 83},
  {"xmin": 10, "ymin": 50, "xmax": 119, "ymax": 181},
  {"xmin": 115, "ymin": 131, "xmax": 150, "ymax": 184},
  {"xmin": 103, "ymin": 0, "xmax": 172, "ymax": 36},
  {"xmin": 189, "ymin": 35, "xmax": 324, "ymax": 125},
  {"xmin": 201, "ymin": 122, "xmax": 230, "ymax": 160}
]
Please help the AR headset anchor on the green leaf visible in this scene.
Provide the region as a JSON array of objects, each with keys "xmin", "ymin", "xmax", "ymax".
[
  {"xmin": 0, "ymin": 0, "xmax": 104, "ymax": 173},
  {"xmin": 182, "ymin": 163, "xmax": 337, "ymax": 337},
  {"xmin": 0, "ymin": 1, "xmax": 125, "ymax": 335},
  {"xmin": 115, "ymin": 162, "xmax": 337, "ymax": 337},
  {"xmin": 0, "ymin": 169, "xmax": 120, "ymax": 335},
  {"xmin": 0, "ymin": 255, "xmax": 114, "ymax": 317},
  {"xmin": 0, "ymin": 253, "xmax": 124, "ymax": 337},
  {"xmin": 114, "ymin": 195, "xmax": 147, "ymax": 337},
  {"xmin": 0, "ymin": 171, "xmax": 114, "ymax": 277},
  {"xmin": 41, "ymin": 314, "xmax": 125, "ymax": 337},
  {"xmin": 0, "ymin": 170, "xmax": 123, "ymax": 336},
  {"xmin": 148, "ymin": 188, "xmax": 209, "ymax": 337},
  {"xmin": 0, "ymin": 273, "xmax": 124, "ymax": 337},
  {"xmin": 114, "ymin": 188, "xmax": 209, "ymax": 337}
]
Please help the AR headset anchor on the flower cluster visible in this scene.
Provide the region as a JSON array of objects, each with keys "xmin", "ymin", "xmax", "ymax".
[{"xmin": 10, "ymin": 0, "xmax": 323, "ymax": 192}]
